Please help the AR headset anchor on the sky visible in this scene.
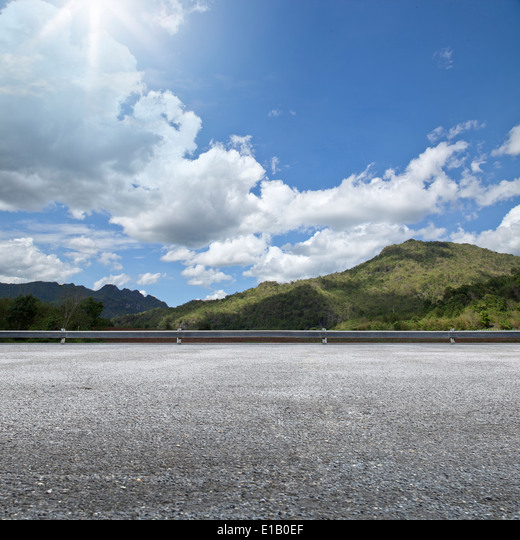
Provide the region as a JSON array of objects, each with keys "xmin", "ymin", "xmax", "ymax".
[{"xmin": 0, "ymin": 0, "xmax": 519, "ymax": 307}]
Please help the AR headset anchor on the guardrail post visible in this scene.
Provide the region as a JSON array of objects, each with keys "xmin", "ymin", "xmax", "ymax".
[
  {"xmin": 322, "ymin": 328, "xmax": 327, "ymax": 344},
  {"xmin": 450, "ymin": 328, "xmax": 455, "ymax": 344},
  {"xmin": 177, "ymin": 328, "xmax": 182, "ymax": 345},
  {"xmin": 61, "ymin": 328, "xmax": 66, "ymax": 344}
]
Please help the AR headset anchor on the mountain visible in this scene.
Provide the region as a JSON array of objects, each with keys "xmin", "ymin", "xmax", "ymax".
[
  {"xmin": 0, "ymin": 281, "xmax": 169, "ymax": 319},
  {"xmin": 113, "ymin": 239, "xmax": 520, "ymax": 331}
]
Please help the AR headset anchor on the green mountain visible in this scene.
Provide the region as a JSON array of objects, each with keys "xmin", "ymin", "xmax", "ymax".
[
  {"xmin": 114, "ymin": 240, "xmax": 520, "ymax": 331},
  {"xmin": 0, "ymin": 281, "xmax": 169, "ymax": 319}
]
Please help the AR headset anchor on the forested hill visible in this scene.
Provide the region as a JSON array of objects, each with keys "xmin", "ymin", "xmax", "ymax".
[
  {"xmin": 0, "ymin": 281, "xmax": 168, "ymax": 319},
  {"xmin": 113, "ymin": 239, "xmax": 520, "ymax": 331}
]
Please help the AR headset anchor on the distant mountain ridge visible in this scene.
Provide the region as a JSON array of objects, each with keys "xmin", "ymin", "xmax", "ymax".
[
  {"xmin": 113, "ymin": 239, "xmax": 520, "ymax": 331},
  {"xmin": 0, "ymin": 281, "xmax": 169, "ymax": 319}
]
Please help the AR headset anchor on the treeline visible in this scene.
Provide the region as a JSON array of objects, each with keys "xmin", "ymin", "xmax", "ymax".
[
  {"xmin": 355, "ymin": 268, "xmax": 520, "ymax": 331},
  {"xmin": 0, "ymin": 294, "xmax": 111, "ymax": 331},
  {"xmin": 150, "ymin": 270, "xmax": 520, "ymax": 332},
  {"xmin": 419, "ymin": 268, "xmax": 520, "ymax": 330},
  {"xmin": 160, "ymin": 284, "xmax": 339, "ymax": 331}
]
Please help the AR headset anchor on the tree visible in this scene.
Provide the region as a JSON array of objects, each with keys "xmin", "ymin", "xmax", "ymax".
[
  {"xmin": 0, "ymin": 298, "xmax": 12, "ymax": 330},
  {"xmin": 5, "ymin": 294, "xmax": 39, "ymax": 330},
  {"xmin": 59, "ymin": 291, "xmax": 83, "ymax": 329},
  {"xmin": 78, "ymin": 297, "xmax": 104, "ymax": 329}
]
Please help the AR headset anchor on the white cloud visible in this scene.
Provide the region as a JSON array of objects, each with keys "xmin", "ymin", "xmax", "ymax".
[
  {"xmin": 459, "ymin": 176, "xmax": 520, "ymax": 207},
  {"xmin": 415, "ymin": 223, "xmax": 448, "ymax": 241},
  {"xmin": 427, "ymin": 127, "xmax": 444, "ymax": 144},
  {"xmin": 16, "ymin": 224, "xmax": 138, "ymax": 270},
  {"xmin": 0, "ymin": 237, "xmax": 81, "ymax": 284},
  {"xmin": 492, "ymin": 124, "xmax": 520, "ymax": 157},
  {"xmin": 98, "ymin": 252, "xmax": 123, "ymax": 270},
  {"xmin": 242, "ymin": 220, "xmax": 451, "ymax": 284},
  {"xmin": 434, "ymin": 46, "xmax": 454, "ymax": 70},
  {"xmin": 181, "ymin": 265, "xmax": 233, "ymax": 287},
  {"xmin": 93, "ymin": 273, "xmax": 131, "ymax": 291},
  {"xmin": 451, "ymin": 205, "xmax": 520, "ymax": 255},
  {"xmin": 111, "ymin": 139, "xmax": 265, "ymax": 246},
  {"xmin": 428, "ymin": 120, "xmax": 485, "ymax": 144},
  {"xmin": 137, "ymin": 272, "xmax": 165, "ymax": 285},
  {"xmin": 190, "ymin": 235, "xmax": 269, "ymax": 268},
  {"xmin": 204, "ymin": 290, "xmax": 228, "ymax": 301},
  {"xmin": 269, "ymin": 156, "xmax": 282, "ymax": 175},
  {"xmin": 244, "ymin": 141, "xmax": 467, "ymax": 236},
  {"xmin": 0, "ymin": 0, "xmax": 153, "ymax": 215},
  {"xmin": 244, "ymin": 225, "xmax": 412, "ymax": 283},
  {"xmin": 161, "ymin": 246, "xmax": 194, "ymax": 262},
  {"xmin": 144, "ymin": 0, "xmax": 210, "ymax": 35},
  {"xmin": 471, "ymin": 157, "xmax": 486, "ymax": 173},
  {"xmin": 229, "ymin": 135, "xmax": 255, "ymax": 156}
]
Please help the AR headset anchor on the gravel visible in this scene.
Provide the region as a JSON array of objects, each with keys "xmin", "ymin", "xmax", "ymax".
[{"xmin": 0, "ymin": 342, "xmax": 519, "ymax": 520}]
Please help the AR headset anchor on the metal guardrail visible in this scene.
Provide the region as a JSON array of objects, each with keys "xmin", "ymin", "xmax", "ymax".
[{"xmin": 1, "ymin": 329, "xmax": 520, "ymax": 343}]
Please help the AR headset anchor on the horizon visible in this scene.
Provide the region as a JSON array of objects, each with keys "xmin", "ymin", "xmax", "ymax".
[{"xmin": 1, "ymin": 0, "xmax": 519, "ymax": 307}]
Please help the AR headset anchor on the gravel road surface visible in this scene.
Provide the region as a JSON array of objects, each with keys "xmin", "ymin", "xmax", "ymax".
[{"xmin": 0, "ymin": 342, "xmax": 518, "ymax": 520}]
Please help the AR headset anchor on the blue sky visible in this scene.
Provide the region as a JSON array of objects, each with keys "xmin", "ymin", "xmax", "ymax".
[{"xmin": 0, "ymin": 0, "xmax": 519, "ymax": 307}]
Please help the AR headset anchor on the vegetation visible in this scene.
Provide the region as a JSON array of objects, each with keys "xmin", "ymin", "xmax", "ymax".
[
  {"xmin": 3, "ymin": 240, "xmax": 520, "ymax": 332},
  {"xmin": 418, "ymin": 271, "xmax": 520, "ymax": 330},
  {"xmin": 0, "ymin": 294, "xmax": 110, "ymax": 331},
  {"xmin": 114, "ymin": 239, "xmax": 520, "ymax": 331}
]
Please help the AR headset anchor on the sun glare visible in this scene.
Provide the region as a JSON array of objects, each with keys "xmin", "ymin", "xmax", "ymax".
[
  {"xmin": 37, "ymin": 1, "xmax": 132, "ymax": 66},
  {"xmin": 74, "ymin": 0, "xmax": 152, "ymax": 66},
  {"xmin": 33, "ymin": 0, "xmax": 163, "ymax": 72},
  {"xmin": 83, "ymin": 0, "xmax": 103, "ymax": 67}
]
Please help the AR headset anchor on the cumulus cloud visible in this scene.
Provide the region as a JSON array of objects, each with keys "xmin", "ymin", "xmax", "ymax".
[
  {"xmin": 0, "ymin": 237, "xmax": 81, "ymax": 284},
  {"xmin": 111, "ymin": 139, "xmax": 265, "ymax": 246},
  {"xmin": 137, "ymin": 272, "xmax": 165, "ymax": 285},
  {"xmin": 18, "ymin": 223, "xmax": 138, "ymax": 271},
  {"xmin": 161, "ymin": 246, "xmax": 194, "ymax": 262},
  {"xmin": 93, "ymin": 273, "xmax": 131, "ymax": 291},
  {"xmin": 98, "ymin": 252, "xmax": 123, "ymax": 270},
  {"xmin": 0, "ymin": 0, "xmax": 154, "ymax": 215},
  {"xmin": 459, "ymin": 175, "xmax": 520, "ymax": 207},
  {"xmin": 452, "ymin": 205, "xmax": 520, "ymax": 255},
  {"xmin": 244, "ymin": 225, "xmax": 412, "ymax": 283},
  {"xmin": 189, "ymin": 235, "xmax": 270, "ymax": 268},
  {"xmin": 181, "ymin": 265, "xmax": 233, "ymax": 287},
  {"xmin": 492, "ymin": 124, "xmax": 520, "ymax": 157},
  {"xmin": 244, "ymin": 141, "xmax": 467, "ymax": 235},
  {"xmin": 204, "ymin": 290, "xmax": 228, "ymax": 301}
]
